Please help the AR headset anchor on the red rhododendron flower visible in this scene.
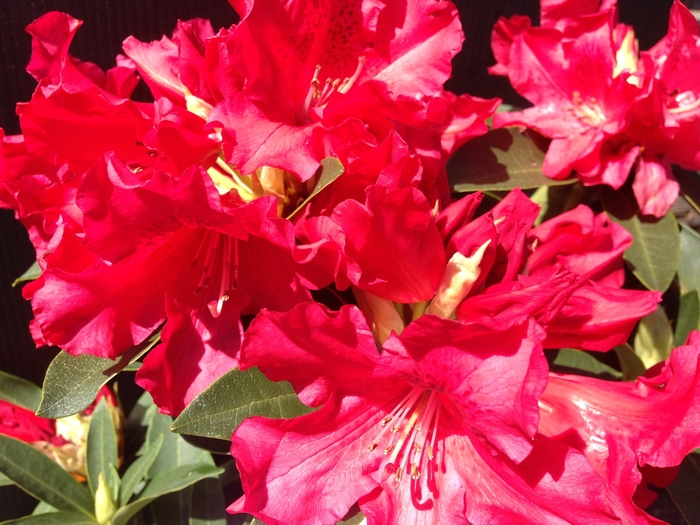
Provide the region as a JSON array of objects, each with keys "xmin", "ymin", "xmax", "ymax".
[
  {"xmin": 299, "ymin": 186, "xmax": 659, "ymax": 349},
  {"xmin": 538, "ymin": 335, "xmax": 700, "ymax": 517},
  {"xmin": 229, "ymin": 302, "xmax": 663, "ymax": 524},
  {"xmin": 208, "ymin": 0, "xmax": 476, "ymax": 182},
  {"xmin": 490, "ymin": 0, "xmax": 700, "ymax": 217}
]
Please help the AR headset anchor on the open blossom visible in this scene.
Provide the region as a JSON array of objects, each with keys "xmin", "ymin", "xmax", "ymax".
[
  {"xmin": 298, "ymin": 185, "xmax": 660, "ymax": 350},
  {"xmin": 490, "ymin": 0, "xmax": 700, "ymax": 217},
  {"xmin": 206, "ymin": 0, "xmax": 497, "ymax": 194},
  {"xmin": 539, "ymin": 332, "xmax": 700, "ymax": 514},
  {"xmin": 229, "ymin": 302, "xmax": 667, "ymax": 524}
]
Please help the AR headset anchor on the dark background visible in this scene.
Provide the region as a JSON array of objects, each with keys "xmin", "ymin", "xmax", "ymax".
[{"xmin": 0, "ymin": 0, "xmax": 684, "ymax": 521}]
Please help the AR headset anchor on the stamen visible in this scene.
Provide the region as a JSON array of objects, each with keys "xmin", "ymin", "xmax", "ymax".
[
  {"xmin": 369, "ymin": 388, "xmax": 443, "ymax": 501},
  {"xmin": 189, "ymin": 232, "xmax": 242, "ymax": 317}
]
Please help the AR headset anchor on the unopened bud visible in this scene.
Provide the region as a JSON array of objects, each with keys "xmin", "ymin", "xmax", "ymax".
[
  {"xmin": 428, "ymin": 240, "xmax": 491, "ymax": 319},
  {"xmin": 95, "ymin": 472, "xmax": 117, "ymax": 525}
]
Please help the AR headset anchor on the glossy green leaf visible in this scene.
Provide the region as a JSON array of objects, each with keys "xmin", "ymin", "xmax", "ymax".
[
  {"xmin": 188, "ymin": 478, "xmax": 227, "ymax": 525},
  {"xmin": 0, "ymin": 435, "xmax": 94, "ymax": 518},
  {"xmin": 37, "ymin": 334, "xmax": 159, "ymax": 418},
  {"xmin": 679, "ymin": 223, "xmax": 700, "ymax": 294},
  {"xmin": 634, "ymin": 306, "xmax": 674, "ymax": 368},
  {"xmin": 552, "ymin": 349, "xmax": 622, "ymax": 379},
  {"xmin": 613, "ymin": 344, "xmax": 646, "ymax": 380},
  {"xmin": 667, "ymin": 454, "xmax": 700, "ymax": 525},
  {"xmin": 110, "ymin": 464, "xmax": 222, "ymax": 525},
  {"xmin": 120, "ymin": 434, "xmax": 163, "ymax": 506},
  {"xmin": 447, "ymin": 128, "xmax": 575, "ymax": 192},
  {"xmin": 172, "ymin": 367, "xmax": 313, "ymax": 440},
  {"xmin": 0, "ymin": 371, "xmax": 42, "ymax": 411},
  {"xmin": 12, "ymin": 261, "xmax": 41, "ymax": 287},
  {"xmin": 86, "ymin": 399, "xmax": 118, "ymax": 495},
  {"xmin": 287, "ymin": 157, "xmax": 345, "ymax": 219},
  {"xmin": 608, "ymin": 211, "xmax": 680, "ymax": 292},
  {"xmin": 675, "ymin": 290, "xmax": 700, "ymax": 347},
  {"xmin": 0, "ymin": 511, "xmax": 97, "ymax": 524}
]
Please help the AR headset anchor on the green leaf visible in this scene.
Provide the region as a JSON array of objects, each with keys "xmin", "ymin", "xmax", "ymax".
[
  {"xmin": 86, "ymin": 399, "xmax": 118, "ymax": 495},
  {"xmin": 634, "ymin": 306, "xmax": 674, "ymax": 368},
  {"xmin": 146, "ymin": 411, "xmax": 213, "ymax": 478},
  {"xmin": 0, "ymin": 471, "xmax": 13, "ymax": 487},
  {"xmin": 552, "ymin": 349, "xmax": 622, "ymax": 379},
  {"xmin": 0, "ymin": 434, "xmax": 94, "ymax": 518},
  {"xmin": 172, "ymin": 367, "xmax": 313, "ymax": 440},
  {"xmin": 287, "ymin": 157, "xmax": 345, "ymax": 219},
  {"xmin": 37, "ymin": 334, "xmax": 159, "ymax": 418},
  {"xmin": 608, "ymin": 211, "xmax": 680, "ymax": 292},
  {"xmin": 679, "ymin": 223, "xmax": 700, "ymax": 294},
  {"xmin": 188, "ymin": 478, "xmax": 227, "ymax": 525},
  {"xmin": 125, "ymin": 392, "xmax": 157, "ymax": 458},
  {"xmin": 613, "ymin": 344, "xmax": 646, "ymax": 380},
  {"xmin": 0, "ymin": 511, "xmax": 97, "ymax": 524},
  {"xmin": 0, "ymin": 371, "xmax": 42, "ymax": 411},
  {"xmin": 120, "ymin": 434, "xmax": 164, "ymax": 506},
  {"xmin": 447, "ymin": 128, "xmax": 576, "ymax": 193},
  {"xmin": 673, "ymin": 167, "xmax": 700, "ymax": 215},
  {"xmin": 110, "ymin": 464, "xmax": 222, "ymax": 525},
  {"xmin": 667, "ymin": 454, "xmax": 700, "ymax": 525},
  {"xmin": 31, "ymin": 502, "xmax": 58, "ymax": 515},
  {"xmin": 530, "ymin": 184, "xmax": 584, "ymax": 226},
  {"xmin": 12, "ymin": 261, "xmax": 41, "ymax": 287},
  {"xmin": 676, "ymin": 290, "xmax": 700, "ymax": 347}
]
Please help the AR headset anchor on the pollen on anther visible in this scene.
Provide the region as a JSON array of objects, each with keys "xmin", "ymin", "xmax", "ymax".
[
  {"xmin": 369, "ymin": 443, "xmax": 378, "ymax": 452},
  {"xmin": 384, "ymin": 445, "xmax": 393, "ymax": 455},
  {"xmin": 394, "ymin": 468, "xmax": 403, "ymax": 483}
]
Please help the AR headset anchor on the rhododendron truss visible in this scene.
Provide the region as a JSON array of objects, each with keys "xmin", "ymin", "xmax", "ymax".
[{"xmin": 490, "ymin": 0, "xmax": 700, "ymax": 217}]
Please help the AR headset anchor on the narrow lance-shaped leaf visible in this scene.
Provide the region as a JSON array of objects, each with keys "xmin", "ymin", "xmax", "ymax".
[
  {"xmin": 0, "ymin": 434, "xmax": 94, "ymax": 518},
  {"xmin": 120, "ymin": 433, "xmax": 163, "ymax": 506},
  {"xmin": 171, "ymin": 367, "xmax": 314, "ymax": 441},
  {"xmin": 86, "ymin": 398, "xmax": 118, "ymax": 495},
  {"xmin": 37, "ymin": 333, "xmax": 160, "ymax": 418},
  {"xmin": 447, "ymin": 127, "xmax": 576, "ymax": 192},
  {"xmin": 110, "ymin": 464, "xmax": 223, "ymax": 525},
  {"xmin": 608, "ymin": 211, "xmax": 680, "ymax": 293},
  {"xmin": 0, "ymin": 370, "xmax": 42, "ymax": 411},
  {"xmin": 0, "ymin": 511, "xmax": 98, "ymax": 524}
]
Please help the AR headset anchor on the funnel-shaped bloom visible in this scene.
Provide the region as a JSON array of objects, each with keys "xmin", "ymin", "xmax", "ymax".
[{"xmin": 230, "ymin": 303, "xmax": 661, "ymax": 524}]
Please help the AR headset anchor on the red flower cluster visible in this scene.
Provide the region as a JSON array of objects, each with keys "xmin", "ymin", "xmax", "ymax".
[
  {"xmin": 0, "ymin": 0, "xmax": 698, "ymax": 523},
  {"xmin": 491, "ymin": 0, "xmax": 700, "ymax": 217}
]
